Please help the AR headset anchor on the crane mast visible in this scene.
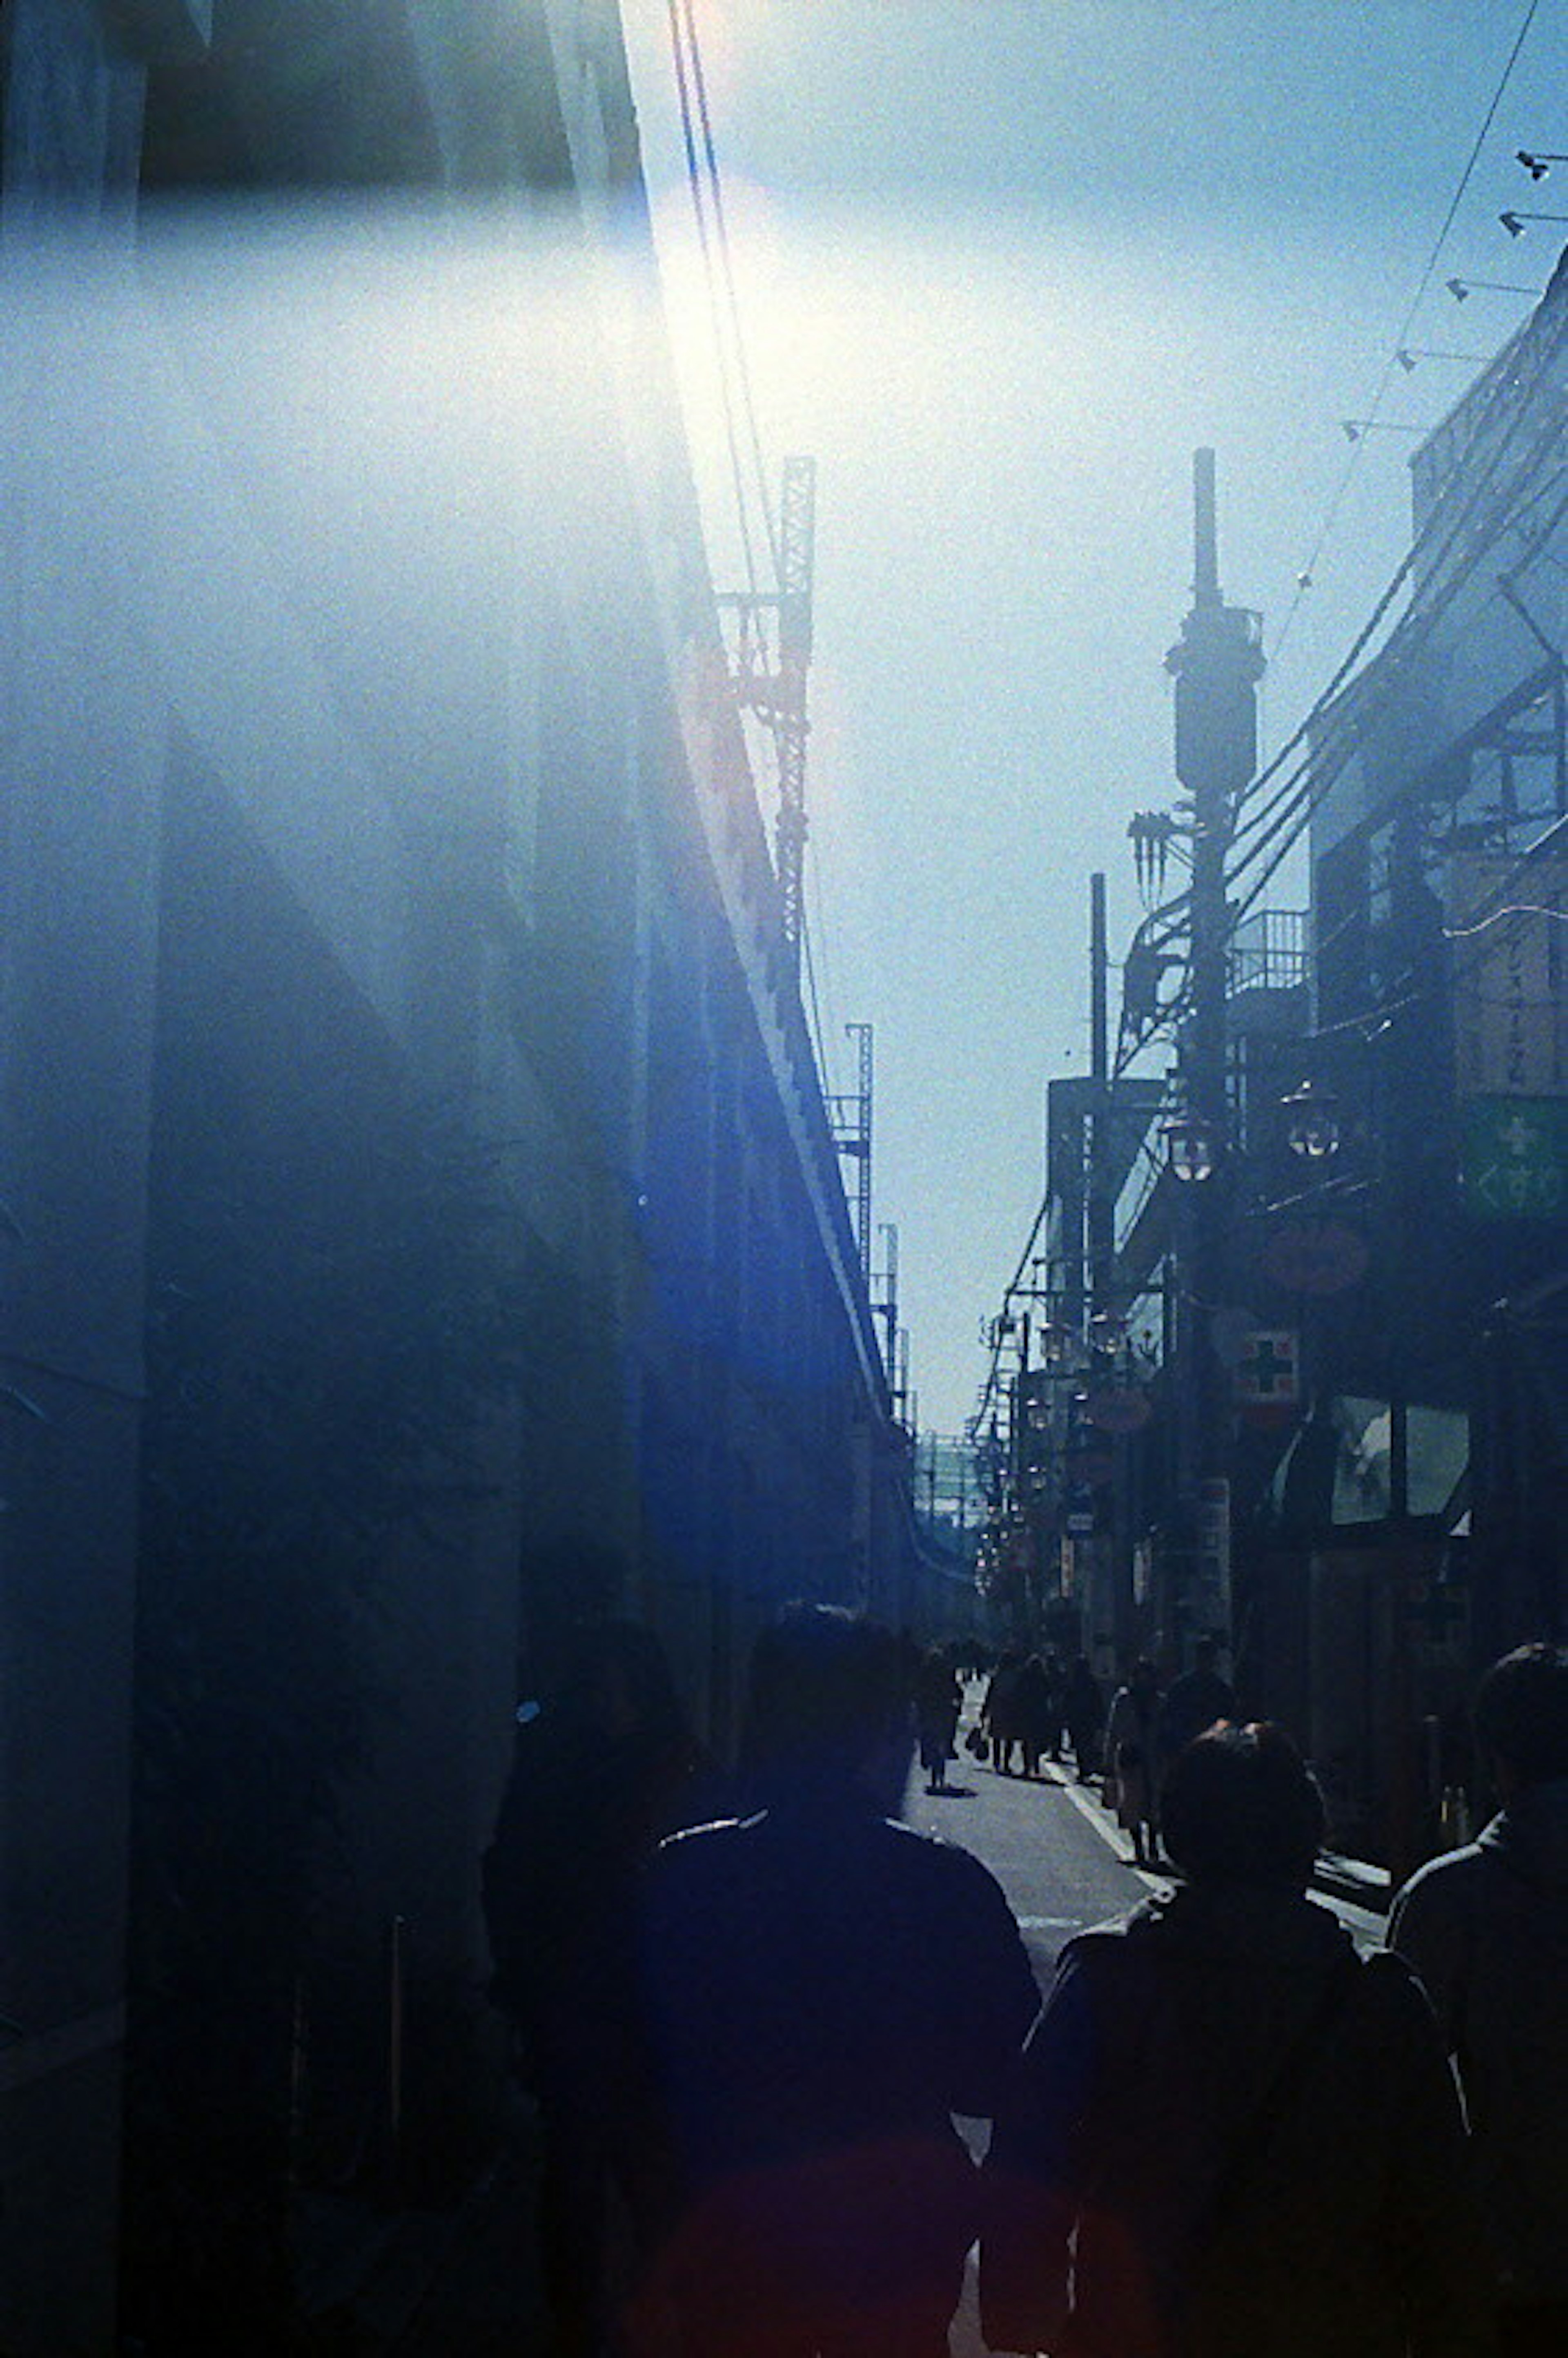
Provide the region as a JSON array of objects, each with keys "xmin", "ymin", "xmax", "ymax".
[
  {"xmin": 772, "ymin": 455, "xmax": 816, "ymax": 969},
  {"xmin": 719, "ymin": 456, "xmax": 817, "ymax": 980}
]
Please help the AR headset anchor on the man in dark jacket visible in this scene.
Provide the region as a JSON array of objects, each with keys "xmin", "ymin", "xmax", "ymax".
[
  {"xmin": 1390, "ymin": 1641, "xmax": 1568, "ymax": 2358},
  {"xmin": 626, "ymin": 1603, "xmax": 1039, "ymax": 2358},
  {"xmin": 982, "ymin": 1722, "xmax": 1494, "ymax": 2358},
  {"xmin": 1156, "ymin": 1633, "xmax": 1236, "ymax": 1769}
]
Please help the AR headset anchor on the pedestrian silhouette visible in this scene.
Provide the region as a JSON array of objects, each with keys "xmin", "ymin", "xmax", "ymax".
[
  {"xmin": 1012, "ymin": 1654, "xmax": 1056, "ymax": 1779},
  {"xmin": 481, "ymin": 1614, "xmax": 724, "ymax": 2358},
  {"xmin": 914, "ymin": 1642, "xmax": 962, "ymax": 1794},
  {"xmin": 981, "ymin": 1721, "xmax": 1494, "ymax": 2358},
  {"xmin": 1104, "ymin": 1656, "xmax": 1164, "ymax": 1865},
  {"xmin": 1389, "ymin": 1640, "xmax": 1568, "ymax": 2358},
  {"xmin": 1062, "ymin": 1654, "xmax": 1105, "ymax": 1782},
  {"xmin": 1157, "ymin": 1634, "xmax": 1236, "ymax": 1767},
  {"xmin": 981, "ymin": 1649, "xmax": 1025, "ymax": 1776},
  {"xmin": 625, "ymin": 1602, "xmax": 1039, "ymax": 2358}
]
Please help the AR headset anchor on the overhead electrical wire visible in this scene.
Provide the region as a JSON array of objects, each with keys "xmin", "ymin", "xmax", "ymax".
[
  {"xmin": 666, "ymin": 0, "xmax": 761, "ymax": 600},
  {"xmin": 1269, "ymin": 0, "xmax": 1544, "ymax": 671},
  {"xmin": 676, "ymin": 0, "xmax": 781, "ymax": 587},
  {"xmin": 1228, "ymin": 364, "xmax": 1568, "ymax": 925},
  {"xmin": 983, "ymin": 8, "xmax": 1557, "ymax": 1411},
  {"xmin": 1120, "ymin": 274, "xmax": 1568, "ymax": 1067}
]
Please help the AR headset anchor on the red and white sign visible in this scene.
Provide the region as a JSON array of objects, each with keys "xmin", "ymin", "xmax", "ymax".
[{"xmin": 1233, "ymin": 1328, "xmax": 1300, "ymax": 1413}]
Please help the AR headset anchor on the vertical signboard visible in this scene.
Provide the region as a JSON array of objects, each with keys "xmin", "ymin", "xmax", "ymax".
[{"xmin": 1452, "ymin": 852, "xmax": 1568, "ymax": 1217}]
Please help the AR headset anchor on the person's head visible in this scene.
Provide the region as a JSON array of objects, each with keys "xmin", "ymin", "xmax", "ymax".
[
  {"xmin": 1130, "ymin": 1656, "xmax": 1158, "ymax": 1692},
  {"xmin": 1192, "ymin": 1635, "xmax": 1218, "ymax": 1671},
  {"xmin": 555, "ymin": 1617, "xmax": 688, "ymax": 1747},
  {"xmin": 1472, "ymin": 1643, "xmax": 1568, "ymax": 1799},
  {"xmin": 1160, "ymin": 1721, "xmax": 1325, "ymax": 1892},
  {"xmin": 745, "ymin": 1602, "xmax": 911, "ymax": 1801}
]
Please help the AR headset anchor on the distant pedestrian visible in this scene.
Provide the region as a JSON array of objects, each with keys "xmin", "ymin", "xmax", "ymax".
[
  {"xmin": 981, "ymin": 1721, "xmax": 1494, "ymax": 2358},
  {"xmin": 481, "ymin": 1616, "xmax": 724, "ymax": 2358},
  {"xmin": 982, "ymin": 1649, "xmax": 1024, "ymax": 1775},
  {"xmin": 1389, "ymin": 1640, "xmax": 1568, "ymax": 2358},
  {"xmin": 914, "ymin": 1643, "xmax": 962, "ymax": 1794},
  {"xmin": 1157, "ymin": 1634, "xmax": 1236, "ymax": 1783},
  {"xmin": 1013, "ymin": 1653, "xmax": 1056, "ymax": 1779},
  {"xmin": 625, "ymin": 1602, "xmax": 1039, "ymax": 2358},
  {"xmin": 1105, "ymin": 1656, "xmax": 1164, "ymax": 1865},
  {"xmin": 1062, "ymin": 1654, "xmax": 1105, "ymax": 1781}
]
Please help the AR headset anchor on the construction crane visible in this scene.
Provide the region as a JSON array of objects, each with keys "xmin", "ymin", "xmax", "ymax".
[
  {"xmin": 826, "ymin": 1020, "xmax": 873, "ymax": 1283},
  {"xmin": 717, "ymin": 455, "xmax": 816, "ymax": 976}
]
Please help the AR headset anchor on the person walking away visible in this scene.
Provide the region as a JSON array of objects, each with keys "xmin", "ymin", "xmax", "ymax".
[
  {"xmin": 481, "ymin": 1617, "xmax": 725, "ymax": 2358},
  {"xmin": 982, "ymin": 1649, "xmax": 1024, "ymax": 1776},
  {"xmin": 1104, "ymin": 1656, "xmax": 1163, "ymax": 1865},
  {"xmin": 1389, "ymin": 1640, "xmax": 1568, "ymax": 2358},
  {"xmin": 624, "ymin": 1603, "xmax": 1039, "ymax": 2358},
  {"xmin": 981, "ymin": 1721, "xmax": 1495, "ymax": 2358},
  {"xmin": 914, "ymin": 1643, "xmax": 962, "ymax": 1796},
  {"xmin": 1156, "ymin": 1634, "xmax": 1236, "ymax": 1790},
  {"xmin": 1013, "ymin": 1654, "xmax": 1055, "ymax": 1779},
  {"xmin": 1062, "ymin": 1654, "xmax": 1105, "ymax": 1783}
]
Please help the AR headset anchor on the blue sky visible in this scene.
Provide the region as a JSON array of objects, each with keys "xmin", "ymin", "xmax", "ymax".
[{"xmin": 619, "ymin": 0, "xmax": 1566, "ymax": 1433}]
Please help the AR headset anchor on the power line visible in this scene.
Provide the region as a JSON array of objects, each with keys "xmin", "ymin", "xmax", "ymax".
[
  {"xmin": 677, "ymin": 0, "xmax": 780, "ymax": 586},
  {"xmin": 664, "ymin": 0, "xmax": 765, "ymax": 598},
  {"xmin": 1272, "ymin": 0, "xmax": 1544, "ymax": 670}
]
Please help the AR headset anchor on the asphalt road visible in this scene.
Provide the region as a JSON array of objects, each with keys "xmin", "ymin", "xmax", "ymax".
[{"xmin": 902, "ymin": 1732, "xmax": 1162, "ymax": 1992}]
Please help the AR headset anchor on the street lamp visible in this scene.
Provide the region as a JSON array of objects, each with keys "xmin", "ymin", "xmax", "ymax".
[
  {"xmin": 1281, "ymin": 1078, "xmax": 1341, "ymax": 1164},
  {"xmin": 1395, "ymin": 348, "xmax": 1487, "ymax": 372},
  {"xmin": 1500, "ymin": 210, "xmax": 1568, "ymax": 238},
  {"xmin": 1163, "ymin": 1109, "xmax": 1221, "ymax": 1186},
  {"xmin": 1446, "ymin": 276, "xmax": 1540, "ymax": 300},
  {"xmin": 1342, "ymin": 420, "xmax": 1424, "ymax": 442}
]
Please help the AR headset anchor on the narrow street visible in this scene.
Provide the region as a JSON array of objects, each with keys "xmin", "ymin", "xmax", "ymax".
[{"xmin": 903, "ymin": 1724, "xmax": 1156, "ymax": 1989}]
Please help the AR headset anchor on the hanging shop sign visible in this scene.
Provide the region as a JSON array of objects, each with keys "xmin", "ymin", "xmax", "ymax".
[
  {"xmin": 1451, "ymin": 851, "xmax": 1568, "ymax": 1099},
  {"xmin": 1461, "ymin": 1093, "xmax": 1568, "ymax": 1219},
  {"xmin": 1082, "ymin": 1385, "xmax": 1151, "ymax": 1435},
  {"xmin": 1232, "ymin": 1327, "xmax": 1300, "ymax": 1423},
  {"xmin": 1258, "ymin": 1219, "xmax": 1369, "ymax": 1296}
]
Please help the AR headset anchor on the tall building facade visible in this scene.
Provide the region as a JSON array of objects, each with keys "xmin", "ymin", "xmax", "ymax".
[{"xmin": 0, "ymin": 6, "xmax": 911, "ymax": 2347}]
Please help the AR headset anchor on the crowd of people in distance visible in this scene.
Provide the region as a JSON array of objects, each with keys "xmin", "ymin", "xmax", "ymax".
[
  {"xmin": 482, "ymin": 1602, "xmax": 1568, "ymax": 2358},
  {"xmin": 976, "ymin": 1637, "xmax": 1235, "ymax": 1866}
]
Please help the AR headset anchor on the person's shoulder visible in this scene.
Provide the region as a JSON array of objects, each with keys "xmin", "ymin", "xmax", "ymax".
[
  {"xmin": 878, "ymin": 1815, "xmax": 1020, "ymax": 1904},
  {"xmin": 1056, "ymin": 1905, "xmax": 1160, "ymax": 1978},
  {"xmin": 1353, "ymin": 1944, "xmax": 1455, "ymax": 2050},
  {"xmin": 1392, "ymin": 1838, "xmax": 1490, "ymax": 1921},
  {"xmin": 878, "ymin": 1814, "xmax": 987, "ymax": 1868},
  {"xmin": 657, "ymin": 1808, "xmax": 757, "ymax": 1852},
  {"xmin": 648, "ymin": 1809, "xmax": 757, "ymax": 1881}
]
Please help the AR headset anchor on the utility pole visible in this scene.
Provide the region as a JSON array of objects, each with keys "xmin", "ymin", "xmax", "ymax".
[{"xmin": 1163, "ymin": 450, "xmax": 1265, "ymax": 1651}]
